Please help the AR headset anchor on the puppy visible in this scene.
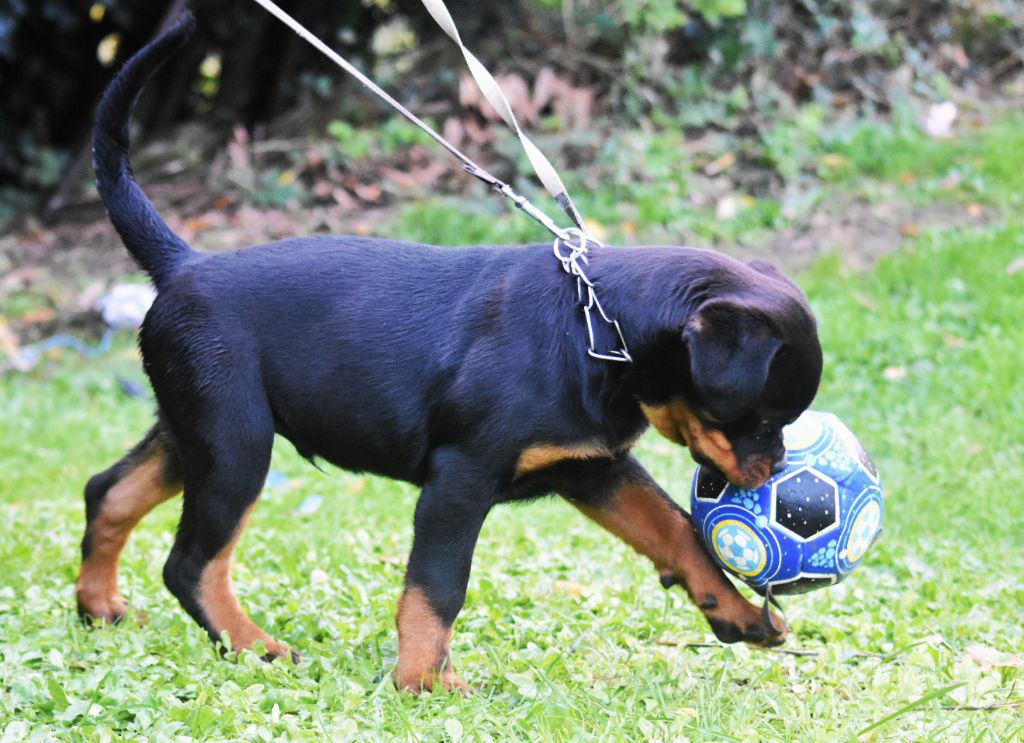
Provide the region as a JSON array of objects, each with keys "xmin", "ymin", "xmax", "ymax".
[{"xmin": 76, "ymin": 14, "xmax": 822, "ymax": 693}]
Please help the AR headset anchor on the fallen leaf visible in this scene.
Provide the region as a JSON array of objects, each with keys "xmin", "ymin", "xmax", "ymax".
[
  {"xmin": 442, "ymin": 117, "xmax": 465, "ymax": 150},
  {"xmin": 897, "ymin": 172, "xmax": 916, "ymax": 185},
  {"xmin": 19, "ymin": 308, "xmax": 55, "ymax": 325},
  {"xmin": 820, "ymin": 153, "xmax": 846, "ymax": 170},
  {"xmin": 704, "ymin": 152, "xmax": 736, "ymax": 176},
  {"xmin": 966, "ymin": 644, "xmax": 1023, "ymax": 669},
  {"xmin": 462, "ymin": 117, "xmax": 496, "ymax": 146},
  {"xmin": 883, "ymin": 366, "xmax": 907, "ymax": 381},
  {"xmin": 531, "ymin": 67, "xmax": 560, "ymax": 113},
  {"xmin": 531, "ymin": 67, "xmax": 593, "ymax": 127},
  {"xmin": 965, "ymin": 202, "xmax": 983, "ymax": 218},
  {"xmin": 333, "ymin": 187, "xmax": 358, "ymax": 210},
  {"xmin": 460, "ymin": 72, "xmax": 536, "ymax": 123},
  {"xmin": 922, "ymin": 101, "xmax": 957, "ymax": 139},
  {"xmin": 552, "ymin": 85, "xmax": 593, "ymax": 128},
  {"xmin": 716, "ymin": 195, "xmax": 741, "ymax": 220},
  {"xmin": 350, "ymin": 182, "xmax": 382, "ymax": 203},
  {"xmin": 553, "ymin": 580, "xmax": 590, "ymax": 598},
  {"xmin": 0, "ymin": 322, "xmax": 19, "ymax": 356},
  {"xmin": 942, "ymin": 334, "xmax": 966, "ymax": 348},
  {"xmin": 587, "ymin": 221, "xmax": 608, "ymax": 242},
  {"xmin": 940, "ymin": 174, "xmax": 961, "ymax": 191},
  {"xmin": 304, "ymin": 147, "xmax": 325, "ymax": 170},
  {"xmin": 75, "ymin": 280, "xmax": 107, "ymax": 312},
  {"xmin": 181, "ymin": 212, "xmax": 228, "ymax": 241},
  {"xmin": 496, "ymin": 73, "xmax": 536, "ymax": 124},
  {"xmin": 0, "ymin": 266, "xmax": 41, "ymax": 291},
  {"xmin": 951, "ymin": 45, "xmax": 969, "ymax": 69},
  {"xmin": 380, "ymin": 162, "xmax": 446, "ymax": 192},
  {"xmin": 854, "ymin": 294, "xmax": 878, "ymax": 312},
  {"xmin": 898, "ymin": 223, "xmax": 920, "ymax": 237}
]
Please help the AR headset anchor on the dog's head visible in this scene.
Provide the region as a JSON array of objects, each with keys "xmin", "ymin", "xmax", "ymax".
[{"xmin": 640, "ymin": 260, "xmax": 822, "ymax": 489}]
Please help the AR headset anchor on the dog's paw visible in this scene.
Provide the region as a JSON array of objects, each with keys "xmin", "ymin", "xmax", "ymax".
[
  {"xmin": 76, "ymin": 590, "xmax": 130, "ymax": 626},
  {"xmin": 707, "ymin": 612, "xmax": 788, "ymax": 647},
  {"xmin": 260, "ymin": 643, "xmax": 301, "ymax": 665},
  {"xmin": 394, "ymin": 669, "xmax": 473, "ymax": 696}
]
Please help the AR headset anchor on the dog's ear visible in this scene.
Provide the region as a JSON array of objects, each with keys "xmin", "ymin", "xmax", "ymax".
[
  {"xmin": 748, "ymin": 260, "xmax": 798, "ymax": 289},
  {"xmin": 683, "ymin": 301, "xmax": 783, "ymax": 422}
]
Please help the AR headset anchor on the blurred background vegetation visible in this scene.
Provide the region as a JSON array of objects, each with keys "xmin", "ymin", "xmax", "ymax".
[{"xmin": 2, "ymin": 0, "xmax": 1022, "ymax": 219}]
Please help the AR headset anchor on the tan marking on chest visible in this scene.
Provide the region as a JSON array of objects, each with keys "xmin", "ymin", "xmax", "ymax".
[{"xmin": 515, "ymin": 442, "xmax": 613, "ymax": 477}]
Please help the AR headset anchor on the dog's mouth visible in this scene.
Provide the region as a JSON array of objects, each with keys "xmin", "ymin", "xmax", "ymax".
[
  {"xmin": 640, "ymin": 400, "xmax": 780, "ymax": 490},
  {"xmin": 693, "ymin": 451, "xmax": 775, "ymax": 490}
]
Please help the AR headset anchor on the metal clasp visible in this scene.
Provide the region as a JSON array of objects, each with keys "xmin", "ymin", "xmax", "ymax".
[{"xmin": 552, "ymin": 230, "xmax": 632, "ymax": 363}]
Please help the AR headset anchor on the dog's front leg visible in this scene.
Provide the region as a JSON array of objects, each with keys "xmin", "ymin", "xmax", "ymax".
[
  {"xmin": 394, "ymin": 449, "xmax": 494, "ymax": 694},
  {"xmin": 564, "ymin": 454, "xmax": 785, "ymax": 647}
]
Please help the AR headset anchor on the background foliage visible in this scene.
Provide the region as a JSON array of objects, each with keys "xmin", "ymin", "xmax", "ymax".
[{"xmin": 1, "ymin": 0, "xmax": 1021, "ymax": 208}]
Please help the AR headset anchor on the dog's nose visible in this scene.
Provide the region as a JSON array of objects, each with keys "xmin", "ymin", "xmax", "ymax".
[{"xmin": 770, "ymin": 451, "xmax": 788, "ymax": 474}]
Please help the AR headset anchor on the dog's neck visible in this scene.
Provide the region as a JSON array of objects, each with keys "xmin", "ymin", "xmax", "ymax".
[{"xmin": 585, "ymin": 246, "xmax": 752, "ymax": 353}]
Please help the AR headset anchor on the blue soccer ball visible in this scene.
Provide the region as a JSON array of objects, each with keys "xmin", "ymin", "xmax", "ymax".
[{"xmin": 690, "ymin": 410, "xmax": 883, "ymax": 596}]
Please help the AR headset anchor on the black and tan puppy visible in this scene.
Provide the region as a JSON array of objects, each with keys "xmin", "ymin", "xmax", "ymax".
[{"xmin": 77, "ymin": 14, "xmax": 822, "ymax": 692}]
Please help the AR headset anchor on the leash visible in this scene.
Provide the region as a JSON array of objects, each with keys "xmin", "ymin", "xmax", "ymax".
[
  {"xmin": 246, "ymin": 0, "xmax": 631, "ymax": 363},
  {"xmin": 760, "ymin": 583, "xmax": 789, "ymax": 638}
]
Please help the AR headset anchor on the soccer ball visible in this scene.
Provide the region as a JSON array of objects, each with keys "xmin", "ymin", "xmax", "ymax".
[{"xmin": 690, "ymin": 410, "xmax": 883, "ymax": 596}]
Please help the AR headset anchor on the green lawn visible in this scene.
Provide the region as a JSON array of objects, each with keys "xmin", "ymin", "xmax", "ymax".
[{"xmin": 2, "ymin": 120, "xmax": 1023, "ymax": 740}]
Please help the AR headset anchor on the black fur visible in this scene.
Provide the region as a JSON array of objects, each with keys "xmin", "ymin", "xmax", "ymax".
[
  {"xmin": 86, "ymin": 13, "xmax": 822, "ymax": 660},
  {"xmin": 93, "ymin": 13, "xmax": 196, "ymax": 288}
]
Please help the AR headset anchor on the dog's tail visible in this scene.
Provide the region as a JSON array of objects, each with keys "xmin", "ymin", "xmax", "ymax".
[{"xmin": 93, "ymin": 12, "xmax": 197, "ymax": 289}]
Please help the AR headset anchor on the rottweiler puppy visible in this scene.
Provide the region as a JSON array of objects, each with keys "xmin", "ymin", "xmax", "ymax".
[{"xmin": 76, "ymin": 13, "xmax": 822, "ymax": 693}]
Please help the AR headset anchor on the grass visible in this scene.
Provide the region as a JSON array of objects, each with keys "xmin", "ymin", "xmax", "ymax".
[{"xmin": 2, "ymin": 118, "xmax": 1024, "ymax": 740}]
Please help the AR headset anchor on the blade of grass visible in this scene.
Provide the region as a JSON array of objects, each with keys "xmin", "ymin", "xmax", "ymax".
[{"xmin": 857, "ymin": 682, "xmax": 966, "ymax": 737}]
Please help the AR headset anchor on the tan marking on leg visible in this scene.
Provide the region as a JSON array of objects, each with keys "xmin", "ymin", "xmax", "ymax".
[
  {"xmin": 574, "ymin": 483, "xmax": 785, "ymax": 646},
  {"xmin": 393, "ymin": 587, "xmax": 468, "ymax": 694},
  {"xmin": 196, "ymin": 507, "xmax": 292, "ymax": 660},
  {"xmin": 515, "ymin": 442, "xmax": 612, "ymax": 477},
  {"xmin": 76, "ymin": 456, "xmax": 180, "ymax": 622}
]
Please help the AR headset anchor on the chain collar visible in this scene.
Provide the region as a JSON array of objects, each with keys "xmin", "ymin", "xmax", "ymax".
[{"xmin": 552, "ymin": 230, "xmax": 632, "ymax": 363}]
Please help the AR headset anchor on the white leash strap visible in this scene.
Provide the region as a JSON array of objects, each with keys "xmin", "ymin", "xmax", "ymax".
[
  {"xmin": 419, "ymin": 0, "xmax": 588, "ymax": 235},
  {"xmin": 245, "ymin": 0, "xmax": 630, "ymax": 363},
  {"xmin": 246, "ymin": 0, "xmax": 574, "ymax": 240},
  {"xmin": 248, "ymin": 0, "xmax": 469, "ymax": 170}
]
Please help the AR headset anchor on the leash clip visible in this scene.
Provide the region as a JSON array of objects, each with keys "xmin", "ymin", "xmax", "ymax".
[{"xmin": 463, "ymin": 162, "xmax": 503, "ymax": 189}]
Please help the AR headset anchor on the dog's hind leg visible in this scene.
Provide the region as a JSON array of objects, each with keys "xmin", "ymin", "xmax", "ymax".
[
  {"xmin": 76, "ymin": 423, "xmax": 183, "ymax": 624},
  {"xmin": 159, "ymin": 390, "xmax": 293, "ymax": 661}
]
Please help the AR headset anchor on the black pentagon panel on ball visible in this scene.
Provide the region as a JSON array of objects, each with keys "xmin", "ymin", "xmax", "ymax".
[
  {"xmin": 694, "ymin": 466, "xmax": 729, "ymax": 502},
  {"xmin": 854, "ymin": 441, "xmax": 879, "ymax": 480},
  {"xmin": 772, "ymin": 469, "xmax": 838, "ymax": 540}
]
